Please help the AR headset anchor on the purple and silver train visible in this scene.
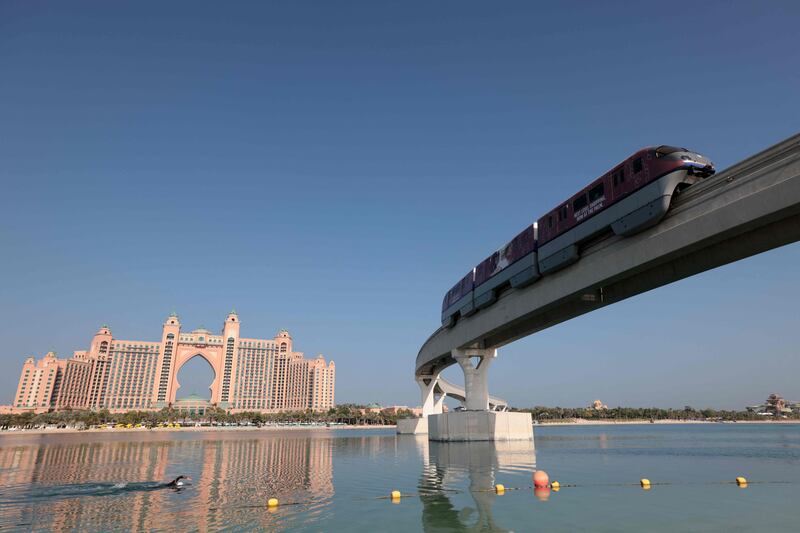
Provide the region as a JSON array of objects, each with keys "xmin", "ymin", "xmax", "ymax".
[{"xmin": 441, "ymin": 145, "xmax": 715, "ymax": 328}]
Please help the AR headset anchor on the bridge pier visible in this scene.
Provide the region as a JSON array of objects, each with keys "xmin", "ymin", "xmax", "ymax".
[
  {"xmin": 419, "ymin": 373, "xmax": 445, "ymax": 416},
  {"xmin": 399, "ymin": 349, "xmax": 532, "ymax": 440},
  {"xmin": 427, "ymin": 348, "xmax": 533, "ymax": 442},
  {"xmin": 397, "ymin": 372, "xmax": 445, "ymax": 435},
  {"xmin": 453, "ymin": 348, "xmax": 496, "ymax": 411}
]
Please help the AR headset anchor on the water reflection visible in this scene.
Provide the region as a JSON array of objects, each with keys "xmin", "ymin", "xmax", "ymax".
[
  {"xmin": 3, "ymin": 425, "xmax": 800, "ymax": 531},
  {"xmin": 419, "ymin": 440, "xmax": 536, "ymax": 533},
  {"xmin": 0, "ymin": 433, "xmax": 333, "ymax": 532}
]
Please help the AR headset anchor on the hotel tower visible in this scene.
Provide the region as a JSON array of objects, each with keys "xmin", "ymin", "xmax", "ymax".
[{"xmin": 11, "ymin": 311, "xmax": 335, "ymax": 413}]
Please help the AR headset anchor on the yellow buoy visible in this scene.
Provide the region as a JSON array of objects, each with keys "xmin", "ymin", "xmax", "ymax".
[
  {"xmin": 495, "ymin": 484, "xmax": 505, "ymax": 494},
  {"xmin": 267, "ymin": 498, "xmax": 279, "ymax": 508},
  {"xmin": 391, "ymin": 490, "xmax": 402, "ymax": 500},
  {"xmin": 736, "ymin": 477, "xmax": 747, "ymax": 487},
  {"xmin": 640, "ymin": 479, "xmax": 651, "ymax": 489},
  {"xmin": 551, "ymin": 481, "xmax": 560, "ymax": 491}
]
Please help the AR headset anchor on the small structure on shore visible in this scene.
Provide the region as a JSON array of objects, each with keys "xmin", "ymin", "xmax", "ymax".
[
  {"xmin": 746, "ymin": 393, "xmax": 797, "ymax": 416},
  {"xmin": 591, "ymin": 400, "xmax": 608, "ymax": 411},
  {"xmin": 174, "ymin": 394, "xmax": 212, "ymax": 417}
]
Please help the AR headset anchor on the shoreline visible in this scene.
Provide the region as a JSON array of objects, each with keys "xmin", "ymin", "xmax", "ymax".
[
  {"xmin": 0, "ymin": 424, "xmax": 396, "ymax": 437},
  {"xmin": 4, "ymin": 418, "xmax": 800, "ymax": 437},
  {"xmin": 535, "ymin": 418, "xmax": 800, "ymax": 426}
]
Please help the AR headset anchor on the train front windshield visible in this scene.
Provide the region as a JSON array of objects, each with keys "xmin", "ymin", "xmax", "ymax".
[{"xmin": 655, "ymin": 145, "xmax": 687, "ymax": 157}]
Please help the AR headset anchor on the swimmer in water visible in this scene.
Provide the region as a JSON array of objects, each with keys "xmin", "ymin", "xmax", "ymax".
[{"xmin": 166, "ymin": 475, "xmax": 191, "ymax": 488}]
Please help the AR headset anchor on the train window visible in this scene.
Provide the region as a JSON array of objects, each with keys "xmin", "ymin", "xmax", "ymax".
[
  {"xmin": 655, "ymin": 145, "xmax": 686, "ymax": 157},
  {"xmin": 619, "ymin": 168, "xmax": 625, "ymax": 183},
  {"xmin": 613, "ymin": 173, "xmax": 618, "ymax": 186},
  {"xmin": 572, "ymin": 194, "xmax": 588, "ymax": 212},
  {"xmin": 548, "ymin": 215, "xmax": 553, "ymax": 228},
  {"xmin": 588, "ymin": 183, "xmax": 604, "ymax": 203},
  {"xmin": 560, "ymin": 205, "xmax": 568, "ymax": 220},
  {"xmin": 633, "ymin": 158, "xmax": 643, "ymax": 173}
]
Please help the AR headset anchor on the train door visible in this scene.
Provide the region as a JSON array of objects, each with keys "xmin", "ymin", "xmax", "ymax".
[
  {"xmin": 611, "ymin": 163, "xmax": 628, "ymax": 199},
  {"xmin": 632, "ymin": 155, "xmax": 645, "ymax": 189}
]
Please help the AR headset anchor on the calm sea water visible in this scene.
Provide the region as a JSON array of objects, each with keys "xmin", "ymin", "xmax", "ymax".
[{"xmin": 1, "ymin": 424, "xmax": 799, "ymax": 532}]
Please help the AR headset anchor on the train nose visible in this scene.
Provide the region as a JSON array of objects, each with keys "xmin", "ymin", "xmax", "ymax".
[
  {"xmin": 691, "ymin": 161, "xmax": 715, "ymax": 177},
  {"xmin": 682, "ymin": 153, "xmax": 715, "ymax": 177},
  {"xmin": 698, "ymin": 164, "xmax": 715, "ymax": 177}
]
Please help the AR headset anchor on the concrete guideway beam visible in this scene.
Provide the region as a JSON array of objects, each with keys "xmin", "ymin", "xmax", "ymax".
[
  {"xmin": 416, "ymin": 133, "xmax": 800, "ymax": 440},
  {"xmin": 453, "ymin": 348, "xmax": 497, "ymax": 411},
  {"xmin": 416, "ymin": 132, "xmax": 800, "ymax": 380}
]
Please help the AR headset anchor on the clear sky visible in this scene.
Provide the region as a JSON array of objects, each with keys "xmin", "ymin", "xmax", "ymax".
[{"xmin": 1, "ymin": 1, "xmax": 799, "ymax": 409}]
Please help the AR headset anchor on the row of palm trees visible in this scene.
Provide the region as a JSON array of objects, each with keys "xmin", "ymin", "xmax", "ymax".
[
  {"xmin": 0, "ymin": 403, "xmax": 412, "ymax": 430},
  {"xmin": 515, "ymin": 405, "xmax": 789, "ymax": 421}
]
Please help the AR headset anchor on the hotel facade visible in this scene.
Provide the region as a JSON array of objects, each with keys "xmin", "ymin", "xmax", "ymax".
[{"xmin": 11, "ymin": 311, "xmax": 335, "ymax": 413}]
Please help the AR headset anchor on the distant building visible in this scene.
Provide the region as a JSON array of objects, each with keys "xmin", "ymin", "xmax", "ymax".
[
  {"xmin": 746, "ymin": 393, "xmax": 795, "ymax": 416},
  {"xmin": 360, "ymin": 403, "xmax": 383, "ymax": 415},
  {"xmin": 10, "ymin": 312, "xmax": 335, "ymax": 414},
  {"xmin": 379, "ymin": 405, "xmax": 423, "ymax": 417},
  {"xmin": 357, "ymin": 404, "xmax": 436, "ymax": 417}
]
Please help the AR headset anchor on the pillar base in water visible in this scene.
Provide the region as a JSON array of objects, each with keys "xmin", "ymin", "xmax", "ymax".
[
  {"xmin": 429, "ymin": 411, "xmax": 533, "ymax": 442},
  {"xmin": 396, "ymin": 417, "xmax": 429, "ymax": 435}
]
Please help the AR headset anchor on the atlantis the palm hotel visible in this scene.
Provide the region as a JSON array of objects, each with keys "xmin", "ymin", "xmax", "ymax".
[{"xmin": 8, "ymin": 311, "xmax": 335, "ymax": 414}]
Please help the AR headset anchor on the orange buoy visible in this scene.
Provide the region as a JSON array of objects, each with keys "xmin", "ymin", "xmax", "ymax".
[{"xmin": 533, "ymin": 470, "xmax": 550, "ymax": 488}]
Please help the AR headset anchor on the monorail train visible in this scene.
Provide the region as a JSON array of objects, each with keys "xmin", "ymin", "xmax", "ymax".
[{"xmin": 441, "ymin": 145, "xmax": 715, "ymax": 328}]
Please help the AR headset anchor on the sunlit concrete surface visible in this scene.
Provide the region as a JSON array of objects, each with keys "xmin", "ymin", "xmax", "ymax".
[{"xmin": 428, "ymin": 411, "xmax": 534, "ymax": 441}]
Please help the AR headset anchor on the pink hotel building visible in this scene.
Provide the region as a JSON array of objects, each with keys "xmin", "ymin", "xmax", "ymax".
[{"xmin": 11, "ymin": 311, "xmax": 335, "ymax": 413}]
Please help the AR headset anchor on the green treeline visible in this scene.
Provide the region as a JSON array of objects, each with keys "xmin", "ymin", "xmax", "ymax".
[
  {"xmin": 3, "ymin": 405, "xmax": 790, "ymax": 430},
  {"xmin": 0, "ymin": 404, "xmax": 412, "ymax": 430},
  {"xmin": 514, "ymin": 405, "xmax": 792, "ymax": 422}
]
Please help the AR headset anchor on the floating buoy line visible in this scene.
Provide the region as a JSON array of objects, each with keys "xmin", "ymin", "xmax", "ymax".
[
  {"xmin": 203, "ymin": 470, "xmax": 794, "ymax": 511},
  {"xmin": 210, "ymin": 473, "xmax": 790, "ymax": 511}
]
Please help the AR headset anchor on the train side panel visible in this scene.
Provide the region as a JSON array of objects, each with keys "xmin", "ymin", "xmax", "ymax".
[
  {"xmin": 441, "ymin": 269, "xmax": 475, "ymax": 327},
  {"xmin": 441, "ymin": 145, "xmax": 714, "ymax": 328},
  {"xmin": 537, "ymin": 149, "xmax": 703, "ymax": 274},
  {"xmin": 473, "ymin": 225, "xmax": 539, "ymax": 310}
]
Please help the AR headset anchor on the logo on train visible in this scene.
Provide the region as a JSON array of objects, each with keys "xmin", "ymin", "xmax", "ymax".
[{"xmin": 576, "ymin": 195, "xmax": 605, "ymax": 222}]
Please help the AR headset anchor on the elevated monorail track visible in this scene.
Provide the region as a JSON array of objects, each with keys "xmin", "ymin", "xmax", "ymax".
[{"xmin": 417, "ymin": 133, "xmax": 800, "ymax": 379}]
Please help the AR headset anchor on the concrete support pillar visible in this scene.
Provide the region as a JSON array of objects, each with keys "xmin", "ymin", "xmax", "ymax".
[
  {"xmin": 417, "ymin": 373, "xmax": 443, "ymax": 417},
  {"xmin": 453, "ymin": 348, "xmax": 497, "ymax": 411},
  {"xmin": 433, "ymin": 391, "xmax": 447, "ymax": 413}
]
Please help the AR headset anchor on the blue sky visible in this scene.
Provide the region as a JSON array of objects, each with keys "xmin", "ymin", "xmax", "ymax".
[{"xmin": 1, "ymin": 1, "xmax": 798, "ymax": 409}]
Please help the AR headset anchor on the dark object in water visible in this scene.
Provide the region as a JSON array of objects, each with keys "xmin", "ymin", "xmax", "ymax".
[{"xmin": 166, "ymin": 475, "xmax": 191, "ymax": 488}]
